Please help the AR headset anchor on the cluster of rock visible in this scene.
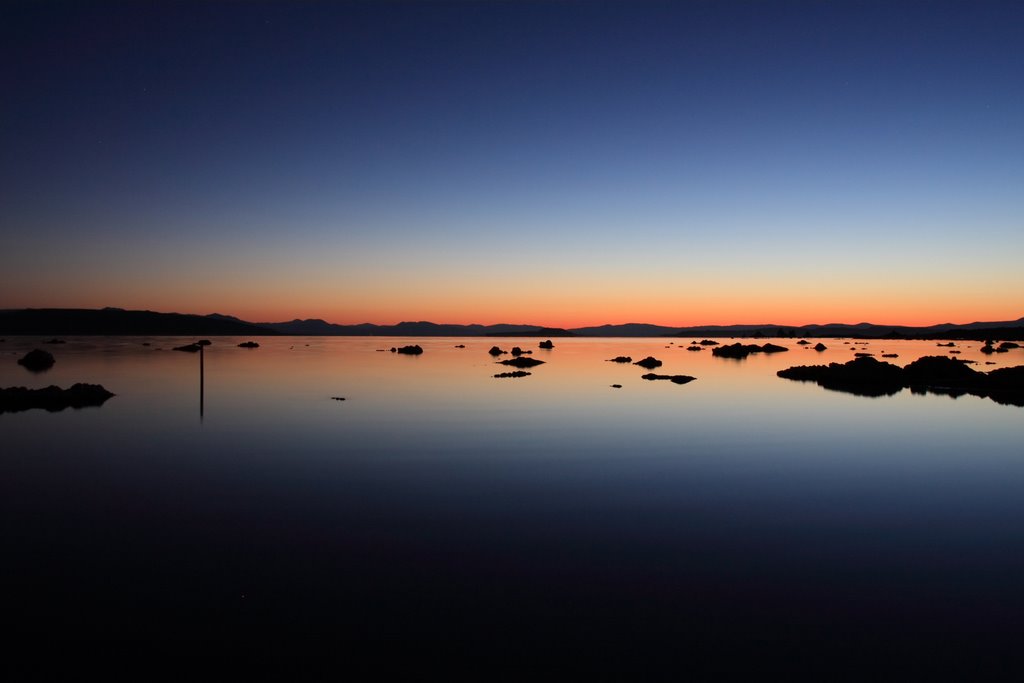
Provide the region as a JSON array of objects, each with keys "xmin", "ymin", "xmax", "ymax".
[
  {"xmin": 712, "ymin": 343, "xmax": 788, "ymax": 359},
  {"xmin": 498, "ymin": 356, "xmax": 545, "ymax": 368},
  {"xmin": 0, "ymin": 383, "xmax": 115, "ymax": 413},
  {"xmin": 982, "ymin": 341, "xmax": 1020, "ymax": 354},
  {"xmin": 633, "ymin": 357, "xmax": 662, "ymax": 369},
  {"xmin": 238, "ymin": 341, "xmax": 260, "ymax": 348},
  {"xmin": 494, "ymin": 371, "xmax": 531, "ymax": 378},
  {"xmin": 777, "ymin": 355, "xmax": 1024, "ymax": 405},
  {"xmin": 641, "ymin": 373, "xmax": 696, "ymax": 385}
]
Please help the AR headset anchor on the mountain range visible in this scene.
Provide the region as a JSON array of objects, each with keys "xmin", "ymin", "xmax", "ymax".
[{"xmin": 2, "ymin": 308, "xmax": 1023, "ymax": 340}]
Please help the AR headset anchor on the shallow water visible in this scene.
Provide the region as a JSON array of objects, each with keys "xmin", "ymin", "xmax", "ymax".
[{"xmin": 2, "ymin": 336, "xmax": 1023, "ymax": 660}]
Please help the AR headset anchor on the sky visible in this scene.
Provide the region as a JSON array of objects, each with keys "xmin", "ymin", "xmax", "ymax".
[{"xmin": 2, "ymin": 0, "xmax": 1022, "ymax": 327}]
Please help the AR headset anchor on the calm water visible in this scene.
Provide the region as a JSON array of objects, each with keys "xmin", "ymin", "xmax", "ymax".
[{"xmin": 2, "ymin": 336, "xmax": 1023, "ymax": 663}]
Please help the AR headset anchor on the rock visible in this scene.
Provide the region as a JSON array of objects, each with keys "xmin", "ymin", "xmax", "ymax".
[
  {"xmin": 488, "ymin": 346, "xmax": 507, "ymax": 356},
  {"xmin": 610, "ymin": 384, "xmax": 622, "ymax": 388},
  {"xmin": 986, "ymin": 366, "xmax": 1024, "ymax": 406},
  {"xmin": 881, "ymin": 353, "xmax": 899, "ymax": 358},
  {"xmin": 494, "ymin": 371, "xmax": 531, "ymax": 378},
  {"xmin": 331, "ymin": 397, "xmax": 346, "ymax": 401},
  {"xmin": 197, "ymin": 340, "xmax": 212, "ymax": 346},
  {"xmin": 641, "ymin": 373, "xmax": 696, "ymax": 385},
  {"xmin": 936, "ymin": 342, "xmax": 956, "ymax": 347},
  {"xmin": 686, "ymin": 345, "xmax": 703, "ymax": 351},
  {"xmin": 17, "ymin": 349, "xmax": 56, "ymax": 371},
  {"xmin": 539, "ymin": 340, "xmax": 554, "ymax": 349},
  {"xmin": 238, "ymin": 341, "xmax": 260, "ymax": 348},
  {"xmin": 999, "ymin": 342, "xmax": 1020, "ymax": 350},
  {"xmin": 142, "ymin": 342, "xmax": 151, "ymax": 346},
  {"xmin": 454, "ymin": 344, "xmax": 466, "ymax": 348},
  {"xmin": 393, "ymin": 345, "xmax": 423, "ymax": 355},
  {"xmin": 854, "ymin": 352, "xmax": 874, "ymax": 357},
  {"xmin": 699, "ymin": 340, "xmax": 719, "ymax": 346},
  {"xmin": 44, "ymin": 338, "xmax": 66, "ymax": 344},
  {"xmin": 981, "ymin": 344, "xmax": 995, "ymax": 354},
  {"xmin": 797, "ymin": 340, "xmax": 810, "ymax": 345},
  {"xmin": 173, "ymin": 343, "xmax": 202, "ymax": 353},
  {"xmin": 0, "ymin": 383, "xmax": 115, "ymax": 414},
  {"xmin": 633, "ymin": 356, "xmax": 663, "ymax": 369},
  {"xmin": 903, "ymin": 356, "xmax": 983, "ymax": 393},
  {"xmin": 949, "ymin": 350, "xmax": 960, "ymax": 354},
  {"xmin": 498, "ymin": 357, "xmax": 545, "ymax": 368},
  {"xmin": 511, "ymin": 347, "xmax": 524, "ymax": 356},
  {"xmin": 814, "ymin": 343, "xmax": 827, "ymax": 351},
  {"xmin": 777, "ymin": 356, "xmax": 905, "ymax": 397},
  {"xmin": 607, "ymin": 356, "xmax": 632, "ymax": 363},
  {"xmin": 712, "ymin": 343, "xmax": 788, "ymax": 359}
]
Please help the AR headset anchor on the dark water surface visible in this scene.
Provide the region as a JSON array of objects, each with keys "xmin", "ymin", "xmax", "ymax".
[{"xmin": 2, "ymin": 337, "xmax": 1023, "ymax": 667}]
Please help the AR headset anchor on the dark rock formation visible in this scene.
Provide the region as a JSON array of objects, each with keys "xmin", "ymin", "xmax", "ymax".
[
  {"xmin": 488, "ymin": 346, "xmax": 507, "ymax": 356},
  {"xmin": 509, "ymin": 347, "xmax": 532, "ymax": 356},
  {"xmin": 814, "ymin": 343, "xmax": 827, "ymax": 351},
  {"xmin": 778, "ymin": 355, "xmax": 1024, "ymax": 405},
  {"xmin": 854, "ymin": 352, "xmax": 874, "ymax": 357},
  {"xmin": 607, "ymin": 356, "xmax": 632, "ymax": 363},
  {"xmin": 797, "ymin": 340, "xmax": 810, "ymax": 345},
  {"xmin": 699, "ymin": 340, "xmax": 719, "ymax": 346},
  {"xmin": 173, "ymin": 343, "xmax": 202, "ymax": 353},
  {"xmin": 539, "ymin": 340, "xmax": 554, "ymax": 349},
  {"xmin": 494, "ymin": 371, "xmax": 531, "ymax": 378},
  {"xmin": 392, "ymin": 345, "xmax": 423, "ymax": 355},
  {"xmin": 197, "ymin": 339, "xmax": 212, "ymax": 346},
  {"xmin": 610, "ymin": 384, "xmax": 622, "ymax": 388},
  {"xmin": 454, "ymin": 344, "xmax": 466, "ymax": 348},
  {"xmin": 777, "ymin": 356, "xmax": 905, "ymax": 397},
  {"xmin": 881, "ymin": 353, "xmax": 899, "ymax": 358},
  {"xmin": 238, "ymin": 341, "xmax": 260, "ymax": 348},
  {"xmin": 44, "ymin": 338, "xmax": 66, "ymax": 344},
  {"xmin": 331, "ymin": 397, "xmax": 346, "ymax": 401},
  {"xmin": 937, "ymin": 342, "xmax": 956, "ymax": 347},
  {"xmin": 633, "ymin": 356, "xmax": 663, "ymax": 369},
  {"xmin": 0, "ymin": 383, "xmax": 115, "ymax": 413},
  {"xmin": 498, "ymin": 357, "xmax": 545, "ymax": 368},
  {"xmin": 17, "ymin": 349, "xmax": 55, "ymax": 372},
  {"xmin": 712, "ymin": 343, "xmax": 789, "ymax": 359},
  {"xmin": 686, "ymin": 345, "xmax": 703, "ymax": 351},
  {"xmin": 641, "ymin": 373, "xmax": 696, "ymax": 385},
  {"xmin": 999, "ymin": 342, "xmax": 1021, "ymax": 350}
]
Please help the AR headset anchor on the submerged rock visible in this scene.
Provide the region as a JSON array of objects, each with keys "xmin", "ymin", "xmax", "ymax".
[
  {"xmin": 607, "ymin": 356, "xmax": 632, "ymax": 363},
  {"xmin": 539, "ymin": 339, "xmax": 555, "ymax": 349},
  {"xmin": 0, "ymin": 383, "xmax": 115, "ymax": 414},
  {"xmin": 173, "ymin": 343, "xmax": 202, "ymax": 353},
  {"xmin": 454, "ymin": 344, "xmax": 465, "ymax": 348},
  {"xmin": 488, "ymin": 346, "xmax": 507, "ymax": 356},
  {"xmin": 641, "ymin": 373, "xmax": 696, "ymax": 385},
  {"xmin": 17, "ymin": 349, "xmax": 55, "ymax": 372},
  {"xmin": 392, "ymin": 345, "xmax": 423, "ymax": 355},
  {"xmin": 498, "ymin": 356, "xmax": 545, "ymax": 368},
  {"xmin": 633, "ymin": 356, "xmax": 663, "ymax": 369},
  {"xmin": 610, "ymin": 384, "xmax": 622, "ymax": 388},
  {"xmin": 814, "ymin": 343, "xmax": 827, "ymax": 351},
  {"xmin": 999, "ymin": 342, "xmax": 1021, "ymax": 350},
  {"xmin": 881, "ymin": 353, "xmax": 899, "ymax": 358},
  {"xmin": 238, "ymin": 341, "xmax": 260, "ymax": 348},
  {"xmin": 197, "ymin": 340, "xmax": 212, "ymax": 346},
  {"xmin": 44, "ymin": 338, "xmax": 66, "ymax": 344},
  {"xmin": 699, "ymin": 340, "xmax": 719, "ymax": 346},
  {"xmin": 686, "ymin": 345, "xmax": 703, "ymax": 351},
  {"xmin": 494, "ymin": 371, "xmax": 531, "ymax": 378},
  {"xmin": 331, "ymin": 396, "xmax": 346, "ymax": 401},
  {"xmin": 797, "ymin": 340, "xmax": 810, "ymax": 345}
]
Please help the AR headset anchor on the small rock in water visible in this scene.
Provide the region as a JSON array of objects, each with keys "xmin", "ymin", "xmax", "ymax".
[
  {"xmin": 488, "ymin": 346, "xmax": 507, "ymax": 356},
  {"xmin": 173, "ymin": 343, "xmax": 202, "ymax": 353},
  {"xmin": 607, "ymin": 356, "xmax": 632, "ymax": 363},
  {"xmin": 539, "ymin": 340, "xmax": 554, "ymax": 349},
  {"xmin": 197, "ymin": 340, "xmax": 212, "ymax": 346},
  {"xmin": 45, "ymin": 338, "xmax": 66, "ymax": 344},
  {"xmin": 392, "ymin": 345, "xmax": 423, "ymax": 355},
  {"xmin": 494, "ymin": 371, "xmax": 531, "ymax": 378},
  {"xmin": 18, "ymin": 349, "xmax": 56, "ymax": 371},
  {"xmin": 633, "ymin": 356, "xmax": 663, "ymax": 369},
  {"xmin": 814, "ymin": 343, "xmax": 827, "ymax": 351},
  {"xmin": 331, "ymin": 396, "xmax": 346, "ymax": 401},
  {"xmin": 641, "ymin": 373, "xmax": 696, "ymax": 385},
  {"xmin": 238, "ymin": 341, "xmax": 260, "ymax": 348},
  {"xmin": 498, "ymin": 356, "xmax": 544, "ymax": 368},
  {"xmin": 610, "ymin": 384, "xmax": 622, "ymax": 388},
  {"xmin": 454, "ymin": 344, "xmax": 465, "ymax": 348}
]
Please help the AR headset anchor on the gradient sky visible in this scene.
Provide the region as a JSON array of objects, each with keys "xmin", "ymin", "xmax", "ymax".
[{"xmin": 2, "ymin": 1, "xmax": 1022, "ymax": 327}]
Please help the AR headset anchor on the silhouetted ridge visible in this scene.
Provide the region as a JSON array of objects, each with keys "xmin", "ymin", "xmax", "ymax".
[{"xmin": 0, "ymin": 309, "xmax": 277, "ymax": 336}]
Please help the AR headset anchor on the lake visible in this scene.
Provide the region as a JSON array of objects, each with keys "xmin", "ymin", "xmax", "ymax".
[{"xmin": 2, "ymin": 336, "xmax": 1023, "ymax": 667}]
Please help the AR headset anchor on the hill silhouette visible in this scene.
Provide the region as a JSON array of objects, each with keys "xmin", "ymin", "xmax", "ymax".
[{"xmin": 0, "ymin": 308, "xmax": 277, "ymax": 336}]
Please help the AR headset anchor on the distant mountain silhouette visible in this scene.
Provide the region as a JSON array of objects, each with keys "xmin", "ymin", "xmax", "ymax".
[
  {"xmin": 3, "ymin": 308, "xmax": 1022, "ymax": 339},
  {"xmin": 0, "ymin": 309, "xmax": 277, "ymax": 336}
]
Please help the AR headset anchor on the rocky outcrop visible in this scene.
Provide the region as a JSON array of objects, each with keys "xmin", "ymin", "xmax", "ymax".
[
  {"xmin": 712, "ymin": 343, "xmax": 789, "ymax": 359},
  {"xmin": 488, "ymin": 346, "xmax": 507, "ymax": 356},
  {"xmin": 778, "ymin": 355, "xmax": 1024, "ymax": 405},
  {"xmin": 391, "ymin": 345, "xmax": 423, "ymax": 355},
  {"xmin": 173, "ymin": 343, "xmax": 202, "ymax": 353},
  {"xmin": 699, "ymin": 340, "xmax": 719, "ymax": 346},
  {"xmin": 814, "ymin": 343, "xmax": 827, "ymax": 351},
  {"xmin": 633, "ymin": 357, "xmax": 662, "ymax": 369},
  {"xmin": 498, "ymin": 357, "xmax": 545, "ymax": 368},
  {"xmin": 17, "ymin": 349, "xmax": 55, "ymax": 371},
  {"xmin": 510, "ymin": 347, "xmax": 532, "ymax": 356},
  {"xmin": 607, "ymin": 356, "xmax": 632, "ymax": 363},
  {"xmin": 641, "ymin": 373, "xmax": 696, "ymax": 385},
  {"xmin": 538, "ymin": 340, "xmax": 554, "ymax": 349},
  {"xmin": 0, "ymin": 383, "xmax": 115, "ymax": 413},
  {"xmin": 494, "ymin": 371, "xmax": 531, "ymax": 378},
  {"xmin": 686, "ymin": 345, "xmax": 703, "ymax": 351},
  {"xmin": 238, "ymin": 341, "xmax": 260, "ymax": 348}
]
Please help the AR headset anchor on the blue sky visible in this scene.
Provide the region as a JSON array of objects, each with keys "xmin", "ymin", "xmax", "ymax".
[{"xmin": 2, "ymin": 1, "xmax": 1021, "ymax": 325}]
